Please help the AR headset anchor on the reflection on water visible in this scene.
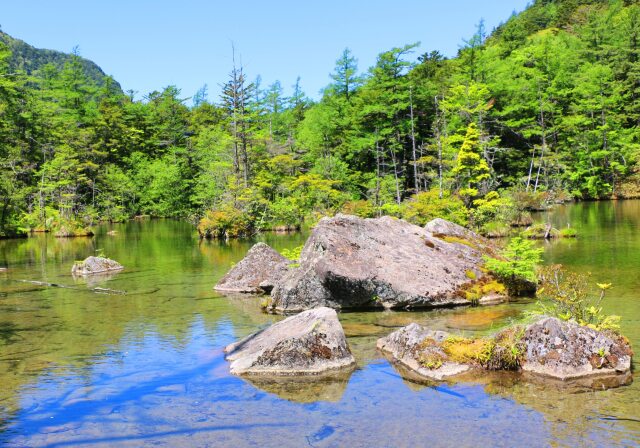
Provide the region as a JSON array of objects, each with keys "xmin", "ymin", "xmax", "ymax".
[{"xmin": 0, "ymin": 209, "xmax": 639, "ymax": 446}]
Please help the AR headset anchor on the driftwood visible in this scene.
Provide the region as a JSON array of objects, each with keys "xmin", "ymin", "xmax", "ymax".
[{"xmin": 14, "ymin": 279, "xmax": 126, "ymax": 295}]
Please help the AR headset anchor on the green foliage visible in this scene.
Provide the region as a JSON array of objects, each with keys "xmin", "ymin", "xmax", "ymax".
[
  {"xmin": 484, "ymin": 237, "xmax": 542, "ymax": 295},
  {"xmin": 341, "ymin": 200, "xmax": 377, "ymax": 218},
  {"xmin": 280, "ymin": 245, "xmax": 304, "ymax": 267},
  {"xmin": 535, "ymin": 265, "xmax": 621, "ymax": 333},
  {"xmin": 559, "ymin": 227, "xmax": 578, "ymax": 238},
  {"xmin": 197, "ymin": 206, "xmax": 253, "ymax": 239},
  {"xmin": 452, "ymin": 123, "xmax": 491, "ymax": 206},
  {"xmin": 2, "ymin": 0, "xmax": 640, "ymax": 239},
  {"xmin": 401, "ymin": 190, "xmax": 469, "ymax": 226}
]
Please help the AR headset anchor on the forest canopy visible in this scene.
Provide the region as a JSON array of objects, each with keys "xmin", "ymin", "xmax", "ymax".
[{"xmin": 1, "ymin": 0, "xmax": 639, "ymax": 238}]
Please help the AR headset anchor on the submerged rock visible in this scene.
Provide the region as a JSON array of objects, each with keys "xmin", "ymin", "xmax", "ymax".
[
  {"xmin": 269, "ymin": 214, "xmax": 501, "ymax": 314},
  {"xmin": 224, "ymin": 307, "xmax": 356, "ymax": 376},
  {"xmin": 521, "ymin": 317, "xmax": 632, "ymax": 380},
  {"xmin": 215, "ymin": 242, "xmax": 291, "ymax": 294},
  {"xmin": 71, "ymin": 256, "xmax": 123, "ymax": 275},
  {"xmin": 377, "ymin": 323, "xmax": 471, "ymax": 381}
]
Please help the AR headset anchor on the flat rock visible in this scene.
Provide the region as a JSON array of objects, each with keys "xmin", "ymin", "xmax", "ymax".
[
  {"xmin": 71, "ymin": 256, "xmax": 123, "ymax": 275},
  {"xmin": 522, "ymin": 317, "xmax": 632, "ymax": 380},
  {"xmin": 215, "ymin": 242, "xmax": 291, "ymax": 294},
  {"xmin": 224, "ymin": 307, "xmax": 356, "ymax": 376},
  {"xmin": 377, "ymin": 323, "xmax": 471, "ymax": 381},
  {"xmin": 269, "ymin": 214, "xmax": 499, "ymax": 314}
]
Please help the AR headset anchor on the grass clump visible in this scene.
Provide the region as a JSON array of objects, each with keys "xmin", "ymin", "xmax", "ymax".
[
  {"xmin": 486, "ymin": 326, "xmax": 526, "ymax": 370},
  {"xmin": 559, "ymin": 227, "xmax": 578, "ymax": 238}
]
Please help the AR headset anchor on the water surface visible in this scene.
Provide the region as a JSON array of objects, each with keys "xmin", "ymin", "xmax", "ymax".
[{"xmin": 0, "ymin": 206, "xmax": 639, "ymax": 447}]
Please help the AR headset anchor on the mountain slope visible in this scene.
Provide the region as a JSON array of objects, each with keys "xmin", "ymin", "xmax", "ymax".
[{"xmin": 0, "ymin": 30, "xmax": 122, "ymax": 92}]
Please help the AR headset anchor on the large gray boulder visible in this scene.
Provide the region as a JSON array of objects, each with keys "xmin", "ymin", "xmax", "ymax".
[
  {"xmin": 522, "ymin": 317, "xmax": 633, "ymax": 380},
  {"xmin": 268, "ymin": 214, "xmax": 498, "ymax": 314},
  {"xmin": 71, "ymin": 256, "xmax": 123, "ymax": 275},
  {"xmin": 425, "ymin": 217, "xmax": 482, "ymax": 241},
  {"xmin": 224, "ymin": 307, "xmax": 356, "ymax": 376},
  {"xmin": 377, "ymin": 323, "xmax": 471, "ymax": 381},
  {"xmin": 215, "ymin": 242, "xmax": 291, "ymax": 294}
]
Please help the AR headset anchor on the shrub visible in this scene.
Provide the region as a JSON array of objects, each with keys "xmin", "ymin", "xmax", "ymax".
[
  {"xmin": 471, "ymin": 191, "xmax": 513, "ymax": 230},
  {"xmin": 341, "ymin": 200, "xmax": 376, "ymax": 218},
  {"xmin": 401, "ymin": 190, "xmax": 469, "ymax": 226},
  {"xmin": 280, "ymin": 245, "xmax": 304, "ymax": 267},
  {"xmin": 484, "ymin": 237, "xmax": 542, "ymax": 296},
  {"xmin": 267, "ymin": 197, "xmax": 304, "ymax": 228},
  {"xmin": 535, "ymin": 265, "xmax": 621, "ymax": 332},
  {"xmin": 197, "ymin": 206, "xmax": 253, "ymax": 239}
]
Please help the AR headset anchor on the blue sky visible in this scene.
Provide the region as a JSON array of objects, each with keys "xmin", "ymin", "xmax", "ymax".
[{"xmin": 1, "ymin": 1, "xmax": 531, "ymax": 102}]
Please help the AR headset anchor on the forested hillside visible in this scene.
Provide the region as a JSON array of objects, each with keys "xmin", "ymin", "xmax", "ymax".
[
  {"xmin": 0, "ymin": 0, "xmax": 638, "ymax": 238},
  {"xmin": 0, "ymin": 30, "xmax": 121, "ymax": 91}
]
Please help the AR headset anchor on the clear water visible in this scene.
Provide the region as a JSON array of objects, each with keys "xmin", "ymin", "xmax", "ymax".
[{"xmin": 0, "ymin": 204, "xmax": 638, "ymax": 447}]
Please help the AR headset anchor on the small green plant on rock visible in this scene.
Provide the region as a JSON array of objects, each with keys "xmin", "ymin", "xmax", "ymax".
[
  {"xmin": 280, "ymin": 245, "xmax": 304, "ymax": 267},
  {"xmin": 484, "ymin": 236, "xmax": 542, "ymax": 296}
]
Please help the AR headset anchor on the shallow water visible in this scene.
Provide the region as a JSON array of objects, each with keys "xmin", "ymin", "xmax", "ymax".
[{"xmin": 0, "ymin": 205, "xmax": 639, "ymax": 447}]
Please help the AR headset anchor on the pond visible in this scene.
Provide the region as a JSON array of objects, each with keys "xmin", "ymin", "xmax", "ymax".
[{"xmin": 0, "ymin": 202, "xmax": 638, "ymax": 447}]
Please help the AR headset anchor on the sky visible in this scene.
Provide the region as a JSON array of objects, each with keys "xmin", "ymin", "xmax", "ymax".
[{"xmin": 1, "ymin": 1, "xmax": 531, "ymax": 103}]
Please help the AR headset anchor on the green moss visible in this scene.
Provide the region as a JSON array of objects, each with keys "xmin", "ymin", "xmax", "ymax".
[
  {"xmin": 442, "ymin": 336, "xmax": 492, "ymax": 364},
  {"xmin": 463, "ymin": 277, "xmax": 507, "ymax": 304},
  {"xmin": 439, "ymin": 328, "xmax": 525, "ymax": 370},
  {"xmin": 417, "ymin": 352, "xmax": 445, "ymax": 370},
  {"xmin": 416, "ymin": 337, "xmax": 446, "ymax": 369},
  {"xmin": 437, "ymin": 235, "xmax": 479, "ymax": 250}
]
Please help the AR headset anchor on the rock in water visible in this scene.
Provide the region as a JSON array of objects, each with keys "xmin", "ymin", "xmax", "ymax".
[
  {"xmin": 215, "ymin": 242, "xmax": 291, "ymax": 294},
  {"xmin": 224, "ymin": 307, "xmax": 356, "ymax": 375},
  {"xmin": 269, "ymin": 214, "xmax": 497, "ymax": 314},
  {"xmin": 522, "ymin": 317, "xmax": 632, "ymax": 380},
  {"xmin": 377, "ymin": 323, "xmax": 471, "ymax": 380},
  {"xmin": 71, "ymin": 256, "xmax": 123, "ymax": 275}
]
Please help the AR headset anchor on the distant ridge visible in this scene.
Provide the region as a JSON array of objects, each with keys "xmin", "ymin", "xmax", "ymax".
[{"xmin": 0, "ymin": 30, "xmax": 122, "ymax": 92}]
